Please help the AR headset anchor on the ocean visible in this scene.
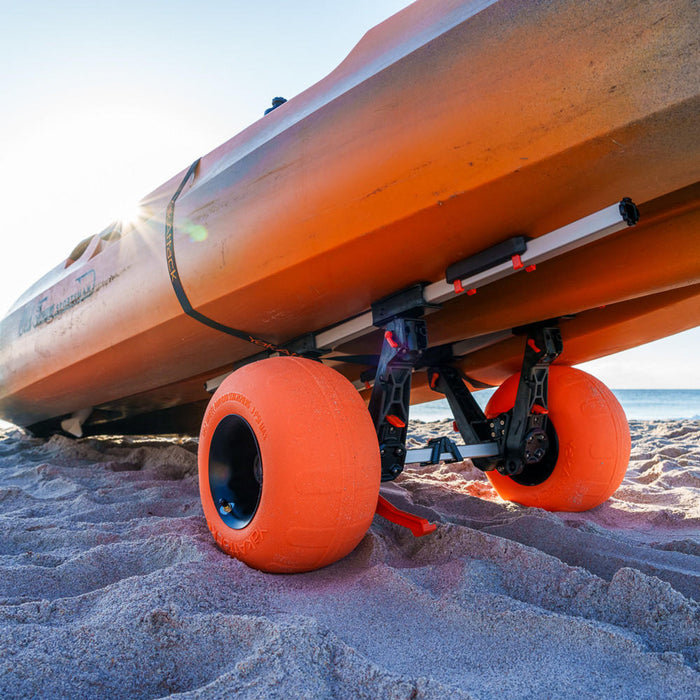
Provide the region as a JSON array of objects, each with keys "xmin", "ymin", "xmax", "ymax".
[
  {"xmin": 410, "ymin": 389, "xmax": 700, "ymax": 422},
  {"xmin": 1, "ymin": 390, "xmax": 699, "ymax": 434}
]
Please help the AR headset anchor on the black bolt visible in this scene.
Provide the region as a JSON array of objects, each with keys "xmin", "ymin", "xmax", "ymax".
[
  {"xmin": 264, "ymin": 96, "xmax": 287, "ymax": 115},
  {"xmin": 506, "ymin": 459, "xmax": 520, "ymax": 475}
]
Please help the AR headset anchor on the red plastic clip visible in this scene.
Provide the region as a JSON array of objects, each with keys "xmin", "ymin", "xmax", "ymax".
[
  {"xmin": 386, "ymin": 415, "xmax": 406, "ymax": 428},
  {"xmin": 453, "ymin": 421, "xmax": 459, "ymax": 432},
  {"xmin": 528, "ymin": 339, "xmax": 541, "ymax": 353},
  {"xmin": 384, "ymin": 331, "xmax": 399, "ymax": 348},
  {"xmin": 364, "ymin": 381, "xmax": 372, "ymax": 391},
  {"xmin": 525, "ymin": 264, "xmax": 537, "ymax": 273},
  {"xmin": 376, "ymin": 495, "xmax": 437, "ymax": 537},
  {"xmin": 453, "ymin": 279, "xmax": 465, "ymax": 294},
  {"xmin": 512, "ymin": 254, "xmax": 524, "ymax": 271},
  {"xmin": 430, "ymin": 372, "xmax": 439, "ymax": 389},
  {"xmin": 531, "ymin": 404, "xmax": 549, "ymax": 415},
  {"xmin": 466, "ymin": 288, "xmax": 477, "ymax": 296}
]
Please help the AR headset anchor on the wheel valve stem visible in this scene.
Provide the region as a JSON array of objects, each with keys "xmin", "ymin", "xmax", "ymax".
[{"xmin": 218, "ymin": 498, "xmax": 233, "ymax": 515}]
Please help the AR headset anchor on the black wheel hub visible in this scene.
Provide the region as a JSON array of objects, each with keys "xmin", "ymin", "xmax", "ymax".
[
  {"xmin": 509, "ymin": 417, "xmax": 559, "ymax": 486},
  {"xmin": 208, "ymin": 415, "xmax": 262, "ymax": 529}
]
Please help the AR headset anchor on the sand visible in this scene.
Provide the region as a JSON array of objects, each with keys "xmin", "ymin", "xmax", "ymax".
[{"xmin": 0, "ymin": 419, "xmax": 698, "ymax": 698}]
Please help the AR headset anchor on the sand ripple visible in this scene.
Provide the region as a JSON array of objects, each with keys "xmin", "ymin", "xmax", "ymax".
[{"xmin": 0, "ymin": 420, "xmax": 698, "ymax": 698}]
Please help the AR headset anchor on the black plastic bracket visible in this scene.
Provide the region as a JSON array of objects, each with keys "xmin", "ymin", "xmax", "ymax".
[
  {"xmin": 427, "ymin": 364, "xmax": 497, "ymax": 471},
  {"xmin": 495, "ymin": 325, "xmax": 563, "ymax": 476},
  {"xmin": 368, "ymin": 316, "xmax": 428, "ymax": 481},
  {"xmin": 371, "ymin": 283, "xmax": 438, "ymax": 327},
  {"xmin": 619, "ymin": 197, "xmax": 640, "ymax": 226},
  {"xmin": 283, "ymin": 332, "xmax": 329, "ymax": 359},
  {"xmin": 446, "ymin": 236, "xmax": 528, "ymax": 285},
  {"xmin": 421, "ymin": 436, "xmax": 463, "ymax": 466}
]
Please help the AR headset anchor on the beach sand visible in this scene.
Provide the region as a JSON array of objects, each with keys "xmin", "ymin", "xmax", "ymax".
[{"xmin": 0, "ymin": 419, "xmax": 698, "ymax": 698}]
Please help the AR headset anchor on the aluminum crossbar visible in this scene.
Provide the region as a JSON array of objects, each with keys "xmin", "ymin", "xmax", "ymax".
[
  {"xmin": 405, "ymin": 442, "xmax": 500, "ymax": 464},
  {"xmin": 317, "ymin": 201, "xmax": 632, "ymax": 347}
]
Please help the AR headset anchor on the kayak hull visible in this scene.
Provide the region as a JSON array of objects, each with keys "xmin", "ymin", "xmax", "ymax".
[{"xmin": 1, "ymin": 0, "xmax": 698, "ymax": 432}]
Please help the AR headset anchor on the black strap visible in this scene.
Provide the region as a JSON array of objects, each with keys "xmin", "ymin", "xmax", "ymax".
[{"xmin": 165, "ymin": 159, "xmax": 299, "ymax": 356}]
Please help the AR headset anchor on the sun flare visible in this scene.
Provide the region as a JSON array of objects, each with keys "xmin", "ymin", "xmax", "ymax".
[{"xmin": 117, "ymin": 203, "xmax": 145, "ymax": 228}]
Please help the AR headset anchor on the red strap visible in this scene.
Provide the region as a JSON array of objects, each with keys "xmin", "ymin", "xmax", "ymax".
[{"xmin": 376, "ymin": 495, "xmax": 437, "ymax": 537}]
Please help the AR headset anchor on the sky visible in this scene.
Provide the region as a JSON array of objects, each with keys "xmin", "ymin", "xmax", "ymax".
[{"xmin": 0, "ymin": 0, "xmax": 697, "ymax": 389}]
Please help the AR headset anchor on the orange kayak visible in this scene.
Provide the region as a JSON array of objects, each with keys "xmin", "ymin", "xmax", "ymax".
[{"xmin": 1, "ymin": 0, "xmax": 698, "ymax": 435}]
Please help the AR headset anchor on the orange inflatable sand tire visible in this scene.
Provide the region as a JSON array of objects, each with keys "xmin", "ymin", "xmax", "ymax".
[
  {"xmin": 484, "ymin": 366, "xmax": 630, "ymax": 512},
  {"xmin": 198, "ymin": 356, "xmax": 381, "ymax": 573}
]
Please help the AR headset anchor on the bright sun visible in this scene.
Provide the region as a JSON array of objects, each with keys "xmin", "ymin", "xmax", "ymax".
[{"xmin": 117, "ymin": 203, "xmax": 144, "ymax": 228}]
